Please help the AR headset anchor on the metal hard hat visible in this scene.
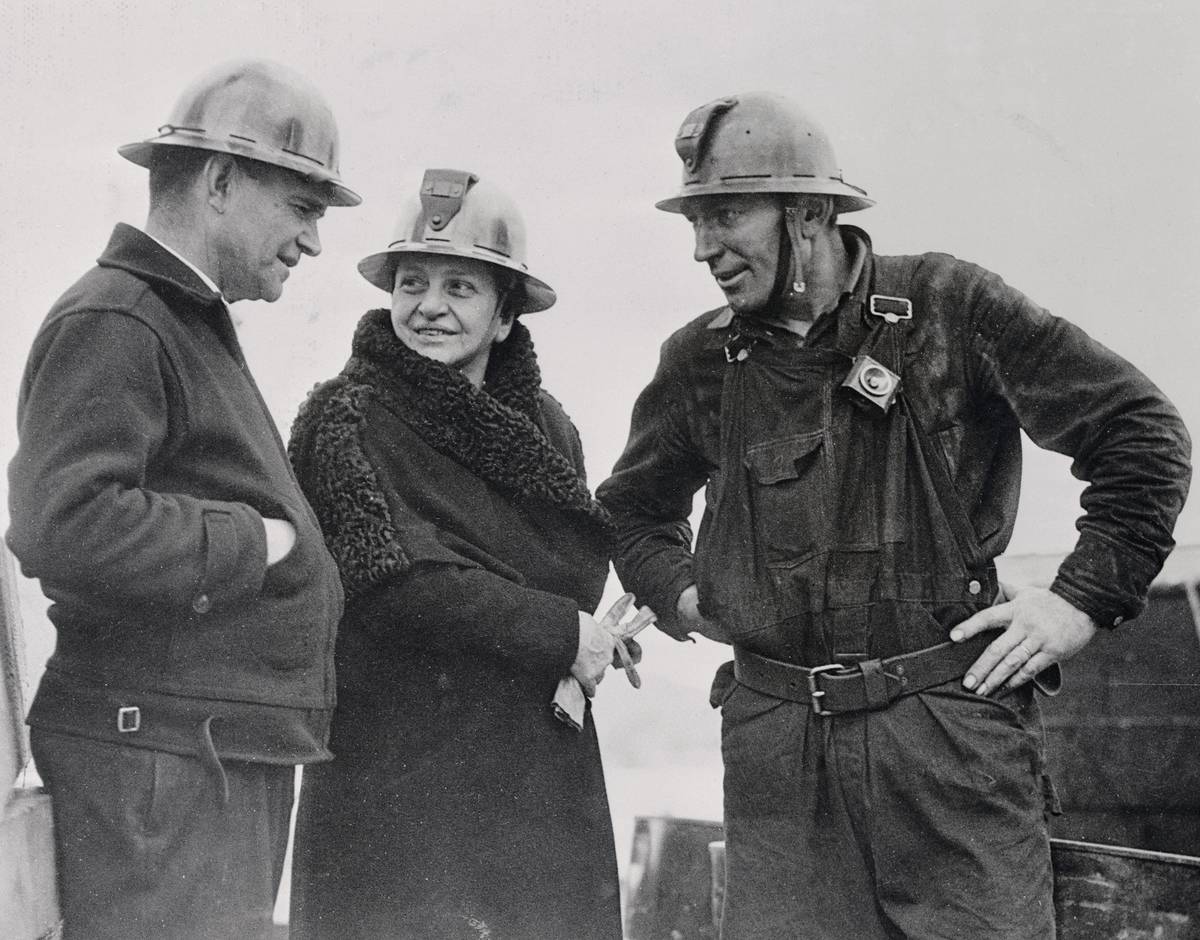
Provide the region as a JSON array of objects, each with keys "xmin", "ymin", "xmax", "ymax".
[
  {"xmin": 118, "ymin": 59, "xmax": 360, "ymax": 207},
  {"xmin": 656, "ymin": 92, "xmax": 873, "ymax": 214},
  {"xmin": 358, "ymin": 168, "xmax": 556, "ymax": 313}
]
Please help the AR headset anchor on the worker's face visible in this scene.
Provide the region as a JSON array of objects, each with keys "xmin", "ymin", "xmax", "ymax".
[
  {"xmin": 682, "ymin": 193, "xmax": 783, "ymax": 313},
  {"xmin": 390, "ymin": 254, "xmax": 513, "ymax": 388},
  {"xmin": 213, "ymin": 162, "xmax": 328, "ymax": 304}
]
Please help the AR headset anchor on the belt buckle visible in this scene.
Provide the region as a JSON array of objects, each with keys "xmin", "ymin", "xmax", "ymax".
[
  {"xmin": 806, "ymin": 664, "xmax": 845, "ymax": 717},
  {"xmin": 117, "ymin": 705, "xmax": 141, "ymax": 733}
]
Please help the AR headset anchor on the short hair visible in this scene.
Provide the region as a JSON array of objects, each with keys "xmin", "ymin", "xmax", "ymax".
[
  {"xmin": 787, "ymin": 193, "xmax": 838, "ymax": 226},
  {"xmin": 147, "ymin": 146, "xmax": 211, "ymax": 207},
  {"xmin": 147, "ymin": 148, "xmax": 270, "ymax": 208},
  {"xmin": 494, "ymin": 269, "xmax": 523, "ymax": 325}
]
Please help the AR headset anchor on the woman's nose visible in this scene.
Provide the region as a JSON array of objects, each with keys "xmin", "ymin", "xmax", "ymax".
[{"xmin": 416, "ymin": 289, "xmax": 450, "ymax": 316}]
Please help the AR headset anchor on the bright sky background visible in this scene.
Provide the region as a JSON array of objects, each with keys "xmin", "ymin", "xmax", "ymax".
[
  {"xmin": 3, "ymin": 0, "xmax": 1197, "ymax": 550},
  {"xmin": 3, "ymin": 1, "xmax": 1199, "ymax": 836}
]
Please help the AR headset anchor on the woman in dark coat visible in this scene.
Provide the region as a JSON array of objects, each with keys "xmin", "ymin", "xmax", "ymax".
[{"xmin": 288, "ymin": 169, "xmax": 628, "ymax": 939}]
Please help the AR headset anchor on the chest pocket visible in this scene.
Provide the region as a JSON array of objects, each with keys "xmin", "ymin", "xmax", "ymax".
[{"xmin": 744, "ymin": 430, "xmax": 828, "ymax": 565}]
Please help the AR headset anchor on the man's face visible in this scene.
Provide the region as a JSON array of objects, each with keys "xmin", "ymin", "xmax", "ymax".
[
  {"xmin": 681, "ymin": 193, "xmax": 783, "ymax": 313},
  {"xmin": 214, "ymin": 163, "xmax": 329, "ymax": 303}
]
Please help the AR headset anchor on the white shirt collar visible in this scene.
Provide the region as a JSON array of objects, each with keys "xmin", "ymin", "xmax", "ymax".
[{"xmin": 137, "ymin": 227, "xmax": 224, "ymax": 299}]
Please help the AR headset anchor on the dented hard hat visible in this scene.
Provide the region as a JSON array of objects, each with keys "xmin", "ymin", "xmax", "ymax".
[
  {"xmin": 119, "ymin": 58, "xmax": 360, "ymax": 207},
  {"xmin": 657, "ymin": 92, "xmax": 872, "ymax": 214}
]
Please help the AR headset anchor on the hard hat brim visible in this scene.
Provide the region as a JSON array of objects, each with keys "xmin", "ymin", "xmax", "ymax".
[
  {"xmin": 118, "ymin": 138, "xmax": 362, "ymax": 207},
  {"xmin": 656, "ymin": 178, "xmax": 874, "ymax": 214},
  {"xmin": 357, "ymin": 246, "xmax": 557, "ymax": 314}
]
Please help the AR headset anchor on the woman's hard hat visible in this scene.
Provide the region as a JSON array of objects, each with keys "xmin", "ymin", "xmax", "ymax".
[{"xmin": 359, "ymin": 169, "xmax": 556, "ymax": 314}]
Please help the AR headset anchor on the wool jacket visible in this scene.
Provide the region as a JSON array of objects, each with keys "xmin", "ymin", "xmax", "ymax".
[
  {"xmin": 9, "ymin": 224, "xmax": 343, "ymax": 763},
  {"xmin": 288, "ymin": 309, "xmax": 622, "ymax": 939}
]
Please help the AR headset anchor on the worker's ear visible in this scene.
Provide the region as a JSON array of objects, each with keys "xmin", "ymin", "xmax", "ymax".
[{"xmin": 795, "ymin": 195, "xmax": 835, "ymax": 238}]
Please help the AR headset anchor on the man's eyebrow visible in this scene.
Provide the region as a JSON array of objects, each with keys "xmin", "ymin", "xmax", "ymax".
[{"xmin": 294, "ymin": 195, "xmax": 328, "ymax": 216}]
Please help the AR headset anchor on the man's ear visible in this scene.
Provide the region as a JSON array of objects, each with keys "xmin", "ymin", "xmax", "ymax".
[
  {"xmin": 204, "ymin": 154, "xmax": 238, "ymax": 213},
  {"xmin": 796, "ymin": 195, "xmax": 835, "ymax": 238}
]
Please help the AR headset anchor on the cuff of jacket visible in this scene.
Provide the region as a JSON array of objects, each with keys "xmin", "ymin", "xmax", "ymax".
[
  {"xmin": 534, "ymin": 592, "xmax": 591, "ymax": 681},
  {"xmin": 1050, "ymin": 530, "xmax": 1162, "ymax": 628},
  {"xmin": 645, "ymin": 569, "xmax": 698, "ymax": 642}
]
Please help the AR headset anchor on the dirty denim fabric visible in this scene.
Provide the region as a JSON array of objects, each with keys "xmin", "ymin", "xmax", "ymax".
[
  {"xmin": 598, "ymin": 227, "xmax": 1191, "ymax": 638},
  {"xmin": 598, "ymin": 225, "xmax": 1189, "ymax": 935},
  {"xmin": 716, "ymin": 673, "xmax": 1055, "ymax": 939},
  {"xmin": 33, "ymin": 730, "xmax": 294, "ymax": 940}
]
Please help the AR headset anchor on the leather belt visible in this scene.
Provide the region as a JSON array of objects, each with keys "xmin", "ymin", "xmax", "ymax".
[{"xmin": 733, "ymin": 631, "xmax": 997, "ymax": 716}]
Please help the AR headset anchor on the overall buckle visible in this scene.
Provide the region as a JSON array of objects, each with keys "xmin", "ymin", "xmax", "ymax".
[{"xmin": 868, "ymin": 294, "xmax": 912, "ymax": 324}]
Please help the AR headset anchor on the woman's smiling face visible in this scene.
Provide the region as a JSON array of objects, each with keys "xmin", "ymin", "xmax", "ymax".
[{"xmin": 389, "ymin": 254, "xmax": 512, "ymax": 387}]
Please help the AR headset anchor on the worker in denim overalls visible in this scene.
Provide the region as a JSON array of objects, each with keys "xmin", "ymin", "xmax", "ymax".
[{"xmin": 597, "ymin": 92, "xmax": 1191, "ymax": 939}]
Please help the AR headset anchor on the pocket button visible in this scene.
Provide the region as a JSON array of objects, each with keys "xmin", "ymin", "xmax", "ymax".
[{"xmin": 192, "ymin": 593, "xmax": 212, "ymax": 614}]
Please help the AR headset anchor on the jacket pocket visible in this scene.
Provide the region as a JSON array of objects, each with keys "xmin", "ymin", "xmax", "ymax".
[
  {"xmin": 253, "ymin": 502, "xmax": 334, "ymax": 670},
  {"xmin": 260, "ymin": 502, "xmax": 314, "ymax": 597},
  {"xmin": 744, "ymin": 431, "xmax": 827, "ymax": 563}
]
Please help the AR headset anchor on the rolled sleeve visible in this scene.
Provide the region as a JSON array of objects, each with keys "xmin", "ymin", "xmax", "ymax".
[{"xmin": 1051, "ymin": 531, "xmax": 1164, "ymax": 628}]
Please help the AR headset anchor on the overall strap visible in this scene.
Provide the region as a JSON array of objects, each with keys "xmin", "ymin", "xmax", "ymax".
[{"xmin": 861, "ymin": 262, "xmax": 990, "ymax": 571}]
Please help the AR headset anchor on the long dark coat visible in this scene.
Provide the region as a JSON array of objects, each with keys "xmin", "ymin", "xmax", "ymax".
[{"xmin": 288, "ymin": 310, "xmax": 622, "ymax": 940}]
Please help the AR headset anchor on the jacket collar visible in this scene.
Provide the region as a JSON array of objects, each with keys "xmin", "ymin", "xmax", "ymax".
[
  {"xmin": 97, "ymin": 223, "xmax": 225, "ymax": 312},
  {"xmin": 96, "ymin": 223, "xmax": 246, "ymax": 364}
]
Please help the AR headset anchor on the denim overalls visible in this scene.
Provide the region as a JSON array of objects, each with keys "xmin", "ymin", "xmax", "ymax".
[{"xmin": 706, "ymin": 261, "xmax": 1056, "ymax": 939}]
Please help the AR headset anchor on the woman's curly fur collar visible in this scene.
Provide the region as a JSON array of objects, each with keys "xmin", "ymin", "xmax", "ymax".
[{"xmin": 290, "ymin": 310, "xmax": 610, "ymax": 599}]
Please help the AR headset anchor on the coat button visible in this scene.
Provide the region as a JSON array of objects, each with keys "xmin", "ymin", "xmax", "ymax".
[
  {"xmin": 192, "ymin": 594, "xmax": 212, "ymax": 614},
  {"xmin": 1112, "ymin": 615, "xmax": 1124, "ymax": 626},
  {"xmin": 967, "ymin": 580, "xmax": 982, "ymax": 595}
]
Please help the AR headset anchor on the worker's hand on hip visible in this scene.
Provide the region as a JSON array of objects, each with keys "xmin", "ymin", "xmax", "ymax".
[
  {"xmin": 676, "ymin": 585, "xmax": 729, "ymax": 644},
  {"xmin": 572, "ymin": 611, "xmax": 617, "ymax": 697},
  {"xmin": 950, "ymin": 586, "xmax": 1098, "ymax": 696}
]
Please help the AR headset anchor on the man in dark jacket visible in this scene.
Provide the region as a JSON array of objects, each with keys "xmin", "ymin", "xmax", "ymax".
[
  {"xmin": 597, "ymin": 92, "xmax": 1191, "ymax": 938},
  {"xmin": 6, "ymin": 59, "xmax": 360, "ymax": 940}
]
